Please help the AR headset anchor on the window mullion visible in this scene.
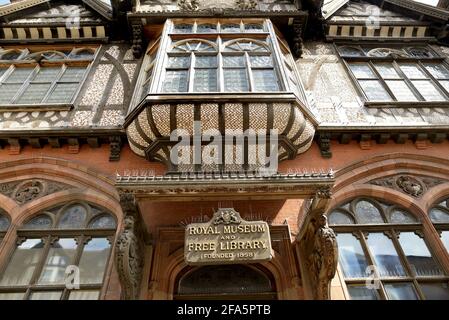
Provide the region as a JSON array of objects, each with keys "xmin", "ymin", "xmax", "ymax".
[
  {"xmin": 11, "ymin": 65, "xmax": 37, "ymax": 104},
  {"xmin": 42, "ymin": 64, "xmax": 65, "ymax": 103},
  {"xmin": 418, "ymin": 60, "xmax": 449, "ymax": 99},
  {"xmin": 245, "ymin": 52, "xmax": 254, "ymax": 92},
  {"xmin": 24, "ymin": 235, "xmax": 53, "ymax": 299},
  {"xmin": 368, "ymin": 61, "xmax": 397, "ymax": 101},
  {"xmin": 189, "ymin": 52, "xmax": 195, "ymax": 92},
  {"xmin": 392, "ymin": 61, "xmax": 425, "ymax": 101}
]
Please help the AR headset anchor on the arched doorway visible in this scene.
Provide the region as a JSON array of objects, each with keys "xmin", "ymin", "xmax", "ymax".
[{"xmin": 174, "ymin": 264, "xmax": 277, "ymax": 300}]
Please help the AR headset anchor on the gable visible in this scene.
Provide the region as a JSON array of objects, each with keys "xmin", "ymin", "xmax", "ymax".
[{"xmin": 0, "ymin": 0, "xmax": 109, "ymax": 43}]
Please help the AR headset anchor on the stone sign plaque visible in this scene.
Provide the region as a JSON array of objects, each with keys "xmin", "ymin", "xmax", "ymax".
[{"xmin": 185, "ymin": 208, "xmax": 272, "ymax": 265}]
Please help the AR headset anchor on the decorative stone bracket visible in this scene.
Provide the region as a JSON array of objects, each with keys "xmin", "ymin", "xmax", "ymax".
[
  {"xmin": 115, "ymin": 193, "xmax": 147, "ymax": 300},
  {"xmin": 296, "ymin": 186, "xmax": 338, "ymax": 300}
]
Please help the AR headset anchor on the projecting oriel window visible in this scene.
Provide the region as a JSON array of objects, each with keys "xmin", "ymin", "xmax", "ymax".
[
  {"xmin": 339, "ymin": 45, "xmax": 449, "ymax": 105},
  {"xmin": 0, "ymin": 202, "xmax": 116, "ymax": 300},
  {"xmin": 329, "ymin": 198, "xmax": 449, "ymax": 300},
  {"xmin": 0, "ymin": 47, "xmax": 96, "ymax": 107},
  {"xmin": 158, "ymin": 19, "xmax": 283, "ymax": 94}
]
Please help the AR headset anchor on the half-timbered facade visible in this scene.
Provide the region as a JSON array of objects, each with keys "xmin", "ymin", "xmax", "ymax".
[{"xmin": 0, "ymin": 0, "xmax": 448, "ymax": 300}]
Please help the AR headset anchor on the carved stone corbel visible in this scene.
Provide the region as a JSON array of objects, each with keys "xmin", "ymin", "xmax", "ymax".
[
  {"xmin": 131, "ymin": 24, "xmax": 144, "ymax": 58},
  {"xmin": 318, "ymin": 133, "xmax": 332, "ymax": 158},
  {"xmin": 291, "ymin": 18, "xmax": 304, "ymax": 59},
  {"xmin": 297, "ymin": 185, "xmax": 338, "ymax": 300},
  {"xmin": 115, "ymin": 193, "xmax": 145, "ymax": 300}
]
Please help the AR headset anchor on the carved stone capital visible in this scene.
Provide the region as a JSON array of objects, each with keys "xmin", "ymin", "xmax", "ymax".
[{"xmin": 115, "ymin": 193, "xmax": 146, "ymax": 300}]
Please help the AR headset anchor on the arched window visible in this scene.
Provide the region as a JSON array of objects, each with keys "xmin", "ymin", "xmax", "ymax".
[
  {"xmin": 175, "ymin": 265, "xmax": 276, "ymax": 300},
  {"xmin": 429, "ymin": 198, "xmax": 449, "ymax": 253},
  {"xmin": 0, "ymin": 202, "xmax": 116, "ymax": 300},
  {"xmin": 329, "ymin": 198, "xmax": 449, "ymax": 300},
  {"xmin": 0, "ymin": 210, "xmax": 10, "ymax": 244}
]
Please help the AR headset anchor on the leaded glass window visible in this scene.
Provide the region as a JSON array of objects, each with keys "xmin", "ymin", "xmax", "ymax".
[
  {"xmin": 329, "ymin": 198, "xmax": 449, "ymax": 300},
  {"xmin": 0, "ymin": 202, "xmax": 116, "ymax": 300},
  {"xmin": 429, "ymin": 198, "xmax": 449, "ymax": 253},
  {"xmin": 0, "ymin": 47, "xmax": 96, "ymax": 106},
  {"xmin": 339, "ymin": 45, "xmax": 449, "ymax": 103},
  {"xmin": 159, "ymin": 20, "xmax": 282, "ymax": 94}
]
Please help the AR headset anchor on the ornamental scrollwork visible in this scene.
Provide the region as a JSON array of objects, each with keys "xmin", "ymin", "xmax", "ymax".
[{"xmin": 369, "ymin": 175, "xmax": 444, "ymax": 198}]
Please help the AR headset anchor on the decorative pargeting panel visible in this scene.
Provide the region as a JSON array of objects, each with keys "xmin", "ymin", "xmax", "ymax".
[{"xmin": 126, "ymin": 101, "xmax": 315, "ymax": 172}]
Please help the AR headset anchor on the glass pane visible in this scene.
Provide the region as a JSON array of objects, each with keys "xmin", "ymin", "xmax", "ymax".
[
  {"xmin": 366, "ymin": 233, "xmax": 406, "ymax": 277},
  {"xmin": 412, "ymin": 80, "xmax": 446, "ymax": 101},
  {"xmin": 173, "ymin": 24, "xmax": 193, "ymax": 33},
  {"xmin": 6, "ymin": 68, "xmax": 33, "ymax": 82},
  {"xmin": 347, "ymin": 285, "xmax": 379, "ymax": 300},
  {"xmin": 0, "ymin": 68, "xmax": 6, "ymax": 79},
  {"xmin": 221, "ymin": 24, "xmax": 241, "ymax": 32},
  {"xmin": 69, "ymin": 290, "xmax": 100, "ymax": 300},
  {"xmin": 0, "ymin": 292, "xmax": 24, "ymax": 300},
  {"xmin": 0, "ymin": 215, "xmax": 9, "ymax": 231},
  {"xmin": 429, "ymin": 208, "xmax": 449, "ymax": 223},
  {"xmin": 253, "ymin": 69, "xmax": 279, "ymax": 91},
  {"xmin": 250, "ymin": 55, "xmax": 273, "ymax": 67},
  {"xmin": 33, "ymin": 67, "xmax": 60, "ymax": 82},
  {"xmin": 0, "ymin": 51, "xmax": 21, "ymax": 60},
  {"xmin": 354, "ymin": 200, "xmax": 384, "ymax": 224},
  {"xmin": 0, "ymin": 83, "xmax": 22, "ymax": 103},
  {"xmin": 195, "ymin": 55, "xmax": 217, "ymax": 68},
  {"xmin": 163, "ymin": 70, "xmax": 189, "ymax": 92},
  {"xmin": 17, "ymin": 83, "xmax": 52, "ymax": 104},
  {"xmin": 245, "ymin": 24, "xmax": 264, "ymax": 32},
  {"xmin": 60, "ymin": 67, "xmax": 86, "ymax": 82},
  {"xmin": 78, "ymin": 238, "xmax": 111, "ymax": 285},
  {"xmin": 0, "ymin": 239, "xmax": 45, "ymax": 286},
  {"xmin": 194, "ymin": 69, "xmax": 217, "ymax": 92},
  {"xmin": 420, "ymin": 282, "xmax": 449, "ymax": 300},
  {"xmin": 223, "ymin": 55, "xmax": 245, "ymax": 67},
  {"xmin": 359, "ymin": 80, "xmax": 392, "ymax": 101},
  {"xmin": 349, "ymin": 64, "xmax": 376, "ymax": 78},
  {"xmin": 23, "ymin": 214, "xmax": 53, "ymax": 230},
  {"xmin": 375, "ymin": 64, "xmax": 400, "ymax": 79},
  {"xmin": 336, "ymin": 233, "xmax": 369, "ymax": 278},
  {"xmin": 384, "ymin": 283, "xmax": 418, "ymax": 300},
  {"xmin": 46, "ymin": 83, "xmax": 78, "ymax": 103},
  {"xmin": 398, "ymin": 232, "xmax": 443, "ymax": 276},
  {"xmin": 385, "ymin": 80, "xmax": 418, "ymax": 101},
  {"xmin": 197, "ymin": 24, "xmax": 216, "ymax": 33},
  {"xmin": 389, "ymin": 210, "xmax": 417, "ymax": 224},
  {"xmin": 425, "ymin": 63, "xmax": 449, "ymax": 79},
  {"xmin": 38, "ymin": 238, "xmax": 78, "ymax": 285},
  {"xmin": 57, "ymin": 204, "xmax": 87, "ymax": 229},
  {"xmin": 400, "ymin": 64, "xmax": 426, "ymax": 79},
  {"xmin": 328, "ymin": 211, "xmax": 354, "ymax": 225},
  {"xmin": 29, "ymin": 291, "xmax": 62, "ymax": 300},
  {"xmin": 224, "ymin": 69, "xmax": 249, "ymax": 92},
  {"xmin": 167, "ymin": 56, "xmax": 190, "ymax": 68},
  {"xmin": 69, "ymin": 50, "xmax": 95, "ymax": 60},
  {"xmin": 441, "ymin": 231, "xmax": 449, "ymax": 252},
  {"xmin": 89, "ymin": 214, "xmax": 116, "ymax": 229}
]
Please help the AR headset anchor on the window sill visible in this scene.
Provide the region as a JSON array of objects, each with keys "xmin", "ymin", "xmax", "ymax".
[
  {"xmin": 0, "ymin": 103, "xmax": 73, "ymax": 112},
  {"xmin": 364, "ymin": 101, "xmax": 449, "ymax": 108}
]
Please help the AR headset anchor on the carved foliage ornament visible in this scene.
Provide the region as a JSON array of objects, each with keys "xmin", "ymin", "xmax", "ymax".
[
  {"xmin": 177, "ymin": 0, "xmax": 257, "ymax": 11},
  {"xmin": 0, "ymin": 179, "xmax": 72, "ymax": 205},
  {"xmin": 115, "ymin": 193, "xmax": 145, "ymax": 300},
  {"xmin": 370, "ymin": 175, "xmax": 444, "ymax": 198}
]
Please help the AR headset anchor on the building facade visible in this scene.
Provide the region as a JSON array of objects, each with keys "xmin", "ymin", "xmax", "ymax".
[{"xmin": 0, "ymin": 0, "xmax": 448, "ymax": 300}]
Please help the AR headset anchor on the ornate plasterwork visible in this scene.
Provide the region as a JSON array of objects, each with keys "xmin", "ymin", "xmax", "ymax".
[
  {"xmin": 115, "ymin": 193, "xmax": 146, "ymax": 300},
  {"xmin": 369, "ymin": 175, "xmax": 445, "ymax": 198},
  {"xmin": 0, "ymin": 179, "xmax": 73, "ymax": 205},
  {"xmin": 297, "ymin": 187, "xmax": 338, "ymax": 300}
]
